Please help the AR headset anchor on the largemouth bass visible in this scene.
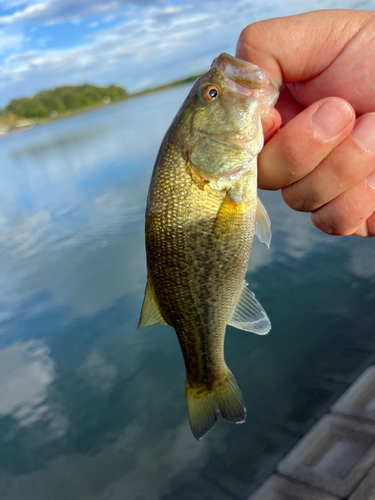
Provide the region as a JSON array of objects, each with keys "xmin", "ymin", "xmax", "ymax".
[{"xmin": 138, "ymin": 53, "xmax": 279, "ymax": 440}]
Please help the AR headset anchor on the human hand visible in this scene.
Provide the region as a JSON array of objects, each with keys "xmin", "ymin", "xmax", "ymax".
[{"xmin": 236, "ymin": 10, "xmax": 375, "ymax": 237}]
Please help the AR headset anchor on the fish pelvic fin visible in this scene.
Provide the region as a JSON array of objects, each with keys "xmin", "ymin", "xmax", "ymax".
[
  {"xmin": 229, "ymin": 280, "xmax": 271, "ymax": 335},
  {"xmin": 186, "ymin": 368, "xmax": 246, "ymax": 440},
  {"xmin": 137, "ymin": 280, "xmax": 167, "ymax": 329},
  {"xmin": 256, "ymin": 196, "xmax": 272, "ymax": 248}
]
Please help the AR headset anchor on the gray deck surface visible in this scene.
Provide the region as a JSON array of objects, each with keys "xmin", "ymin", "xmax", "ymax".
[{"xmin": 248, "ymin": 365, "xmax": 375, "ymax": 500}]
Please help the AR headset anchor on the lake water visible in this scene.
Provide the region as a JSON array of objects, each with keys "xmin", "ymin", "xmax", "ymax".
[{"xmin": 0, "ymin": 86, "xmax": 374, "ymax": 500}]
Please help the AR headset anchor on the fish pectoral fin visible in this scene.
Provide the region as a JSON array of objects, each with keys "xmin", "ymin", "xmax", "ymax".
[
  {"xmin": 256, "ymin": 197, "xmax": 271, "ymax": 248},
  {"xmin": 228, "ymin": 281, "xmax": 271, "ymax": 335},
  {"xmin": 137, "ymin": 280, "xmax": 167, "ymax": 329}
]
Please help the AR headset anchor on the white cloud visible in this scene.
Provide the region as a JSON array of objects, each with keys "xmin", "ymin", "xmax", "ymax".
[
  {"xmin": 0, "ymin": 340, "xmax": 55, "ymax": 416},
  {"xmin": 0, "ymin": 0, "xmax": 159, "ymax": 25},
  {"xmin": 79, "ymin": 350, "xmax": 117, "ymax": 391},
  {"xmin": 0, "ymin": 340, "xmax": 69, "ymax": 438},
  {"xmin": 0, "ymin": 26, "xmax": 23, "ymax": 55},
  {"xmin": 0, "ymin": 210, "xmax": 51, "ymax": 257},
  {"xmin": 0, "ymin": 0, "xmax": 367, "ymax": 107},
  {"xmin": 0, "ymin": 82, "xmax": 186, "ymax": 316},
  {"xmin": 348, "ymin": 245, "xmax": 375, "ymax": 282},
  {"xmin": 0, "ymin": 416, "xmax": 213, "ymax": 500},
  {"xmin": 0, "ymin": 0, "xmax": 42, "ymax": 9},
  {"xmin": 0, "ymin": 2, "xmax": 48, "ymax": 24},
  {"xmin": 0, "ymin": 3, "xmax": 233, "ymax": 103},
  {"xmin": 37, "ymin": 35, "xmax": 50, "ymax": 46}
]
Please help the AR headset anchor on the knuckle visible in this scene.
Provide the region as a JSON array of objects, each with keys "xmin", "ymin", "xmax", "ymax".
[
  {"xmin": 238, "ymin": 22, "xmax": 268, "ymax": 50},
  {"xmin": 282, "ymin": 183, "xmax": 310, "ymax": 212},
  {"xmin": 310, "ymin": 210, "xmax": 353, "ymax": 236},
  {"xmin": 277, "ymin": 139, "xmax": 312, "ymax": 181},
  {"xmin": 311, "ymin": 212, "xmax": 337, "ymax": 235}
]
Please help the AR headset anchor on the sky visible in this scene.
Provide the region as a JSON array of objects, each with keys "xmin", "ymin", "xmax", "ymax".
[{"xmin": 0, "ymin": 0, "xmax": 373, "ymax": 107}]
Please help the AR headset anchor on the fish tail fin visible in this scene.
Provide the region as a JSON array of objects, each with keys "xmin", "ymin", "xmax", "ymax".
[
  {"xmin": 185, "ymin": 368, "xmax": 246, "ymax": 441},
  {"xmin": 185, "ymin": 384, "xmax": 218, "ymax": 441},
  {"xmin": 213, "ymin": 368, "xmax": 247, "ymax": 424}
]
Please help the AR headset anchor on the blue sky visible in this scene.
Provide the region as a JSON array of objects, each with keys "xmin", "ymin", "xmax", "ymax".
[{"xmin": 0, "ymin": 0, "xmax": 372, "ymax": 107}]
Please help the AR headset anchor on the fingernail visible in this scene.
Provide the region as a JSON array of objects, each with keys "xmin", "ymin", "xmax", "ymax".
[
  {"xmin": 262, "ymin": 113, "xmax": 273, "ymax": 135},
  {"xmin": 368, "ymin": 169, "xmax": 375, "ymax": 189},
  {"xmin": 235, "ymin": 31, "xmax": 248, "ymax": 58},
  {"xmin": 313, "ymin": 100, "xmax": 353, "ymax": 138},
  {"xmin": 352, "ymin": 113, "xmax": 375, "ymax": 150},
  {"xmin": 355, "ymin": 221, "xmax": 369, "ymax": 238}
]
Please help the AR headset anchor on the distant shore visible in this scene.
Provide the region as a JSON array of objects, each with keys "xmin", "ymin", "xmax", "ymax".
[{"xmin": 0, "ymin": 75, "xmax": 200, "ymax": 137}]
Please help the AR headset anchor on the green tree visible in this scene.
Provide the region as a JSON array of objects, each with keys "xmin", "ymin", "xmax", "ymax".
[
  {"xmin": 5, "ymin": 83, "xmax": 129, "ymax": 118},
  {"xmin": 55, "ymin": 99, "xmax": 66, "ymax": 113}
]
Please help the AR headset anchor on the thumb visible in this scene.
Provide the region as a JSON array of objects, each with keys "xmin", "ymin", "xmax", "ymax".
[{"xmin": 235, "ymin": 10, "xmax": 374, "ymax": 113}]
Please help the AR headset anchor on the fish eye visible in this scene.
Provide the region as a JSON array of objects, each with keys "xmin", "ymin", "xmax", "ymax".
[{"xmin": 202, "ymin": 85, "xmax": 222, "ymax": 102}]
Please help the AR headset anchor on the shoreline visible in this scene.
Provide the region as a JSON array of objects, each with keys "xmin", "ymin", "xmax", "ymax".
[{"xmin": 0, "ymin": 77, "xmax": 198, "ymax": 138}]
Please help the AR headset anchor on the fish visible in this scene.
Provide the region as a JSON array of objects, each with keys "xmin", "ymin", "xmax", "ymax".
[{"xmin": 138, "ymin": 53, "xmax": 279, "ymax": 440}]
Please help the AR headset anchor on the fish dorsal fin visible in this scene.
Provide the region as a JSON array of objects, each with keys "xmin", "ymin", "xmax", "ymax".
[
  {"xmin": 137, "ymin": 280, "xmax": 167, "ymax": 329},
  {"xmin": 256, "ymin": 197, "xmax": 271, "ymax": 249},
  {"xmin": 228, "ymin": 281, "xmax": 271, "ymax": 335}
]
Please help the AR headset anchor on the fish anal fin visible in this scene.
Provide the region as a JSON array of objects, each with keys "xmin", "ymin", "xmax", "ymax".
[
  {"xmin": 186, "ymin": 368, "xmax": 246, "ymax": 441},
  {"xmin": 229, "ymin": 280, "xmax": 271, "ymax": 335},
  {"xmin": 137, "ymin": 280, "xmax": 167, "ymax": 329},
  {"xmin": 256, "ymin": 197, "xmax": 271, "ymax": 248}
]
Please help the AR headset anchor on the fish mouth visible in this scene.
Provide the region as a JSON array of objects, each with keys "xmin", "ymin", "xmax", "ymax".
[
  {"xmin": 211, "ymin": 53, "xmax": 279, "ymax": 113},
  {"xmin": 212, "ymin": 53, "xmax": 279, "ymax": 92}
]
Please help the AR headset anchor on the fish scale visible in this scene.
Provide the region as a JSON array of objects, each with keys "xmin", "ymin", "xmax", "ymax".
[
  {"xmin": 148, "ymin": 147, "xmax": 254, "ymax": 371},
  {"xmin": 138, "ymin": 53, "xmax": 279, "ymax": 440}
]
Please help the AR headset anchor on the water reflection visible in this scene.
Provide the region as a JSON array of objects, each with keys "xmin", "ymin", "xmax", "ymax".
[
  {"xmin": 0, "ymin": 340, "xmax": 55, "ymax": 419},
  {"xmin": 0, "ymin": 86, "xmax": 374, "ymax": 500}
]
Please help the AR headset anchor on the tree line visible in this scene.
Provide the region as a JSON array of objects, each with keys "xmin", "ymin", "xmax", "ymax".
[
  {"xmin": 0, "ymin": 76, "xmax": 203, "ymax": 124},
  {"xmin": 3, "ymin": 84, "xmax": 128, "ymax": 119}
]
